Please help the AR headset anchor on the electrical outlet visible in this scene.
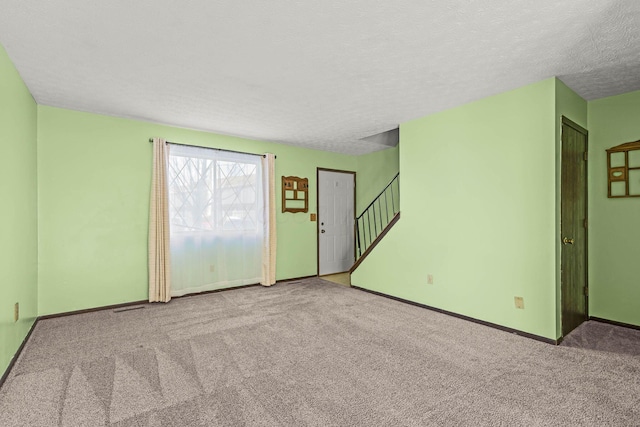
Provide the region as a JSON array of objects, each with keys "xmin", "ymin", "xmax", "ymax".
[
  {"xmin": 427, "ymin": 274, "xmax": 434, "ymax": 285},
  {"xmin": 514, "ymin": 297, "xmax": 524, "ymax": 309},
  {"xmin": 14, "ymin": 302, "xmax": 19, "ymax": 322},
  {"xmin": 209, "ymin": 265, "xmax": 215, "ymax": 272}
]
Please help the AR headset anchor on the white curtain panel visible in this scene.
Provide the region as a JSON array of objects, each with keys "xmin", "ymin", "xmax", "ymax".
[
  {"xmin": 167, "ymin": 144, "xmax": 265, "ymax": 296},
  {"xmin": 261, "ymin": 153, "xmax": 277, "ymax": 286},
  {"xmin": 148, "ymin": 138, "xmax": 171, "ymax": 303}
]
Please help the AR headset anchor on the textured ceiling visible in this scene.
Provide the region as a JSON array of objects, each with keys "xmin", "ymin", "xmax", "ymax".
[{"xmin": 1, "ymin": 1, "xmax": 639, "ymax": 154}]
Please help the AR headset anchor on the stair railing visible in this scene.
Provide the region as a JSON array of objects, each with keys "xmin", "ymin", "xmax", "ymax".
[{"xmin": 355, "ymin": 173, "xmax": 399, "ymax": 259}]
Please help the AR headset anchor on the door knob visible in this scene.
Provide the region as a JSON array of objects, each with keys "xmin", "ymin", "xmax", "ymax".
[
  {"xmin": 562, "ymin": 237, "xmax": 574, "ymax": 245},
  {"xmin": 321, "ymin": 229, "xmax": 325, "ymax": 233}
]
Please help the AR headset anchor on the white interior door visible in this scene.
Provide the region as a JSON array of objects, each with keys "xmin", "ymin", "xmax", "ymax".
[{"xmin": 318, "ymin": 170, "xmax": 355, "ymax": 275}]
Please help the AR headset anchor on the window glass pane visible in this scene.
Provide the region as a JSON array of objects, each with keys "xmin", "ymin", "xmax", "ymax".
[
  {"xmin": 168, "ymin": 155, "xmax": 215, "ymax": 232},
  {"xmin": 217, "ymin": 161, "xmax": 259, "ymax": 231},
  {"xmin": 168, "ymin": 145, "xmax": 262, "ymax": 233}
]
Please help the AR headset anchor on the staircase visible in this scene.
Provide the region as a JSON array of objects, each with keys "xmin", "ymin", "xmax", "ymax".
[{"xmin": 351, "ymin": 173, "xmax": 400, "ymax": 272}]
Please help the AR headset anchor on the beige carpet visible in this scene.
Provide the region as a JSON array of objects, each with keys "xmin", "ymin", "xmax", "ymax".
[{"xmin": 1, "ymin": 277, "xmax": 639, "ymax": 426}]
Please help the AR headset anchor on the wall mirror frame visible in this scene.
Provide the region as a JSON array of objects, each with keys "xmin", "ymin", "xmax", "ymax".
[{"xmin": 606, "ymin": 140, "xmax": 640, "ymax": 198}]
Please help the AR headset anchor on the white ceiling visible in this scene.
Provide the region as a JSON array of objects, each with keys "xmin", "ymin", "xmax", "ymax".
[{"xmin": 1, "ymin": 1, "xmax": 639, "ymax": 154}]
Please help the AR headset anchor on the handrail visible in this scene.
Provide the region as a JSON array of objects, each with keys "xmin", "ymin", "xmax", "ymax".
[
  {"xmin": 355, "ymin": 173, "xmax": 399, "ymax": 259},
  {"xmin": 356, "ymin": 172, "xmax": 399, "ymax": 220}
]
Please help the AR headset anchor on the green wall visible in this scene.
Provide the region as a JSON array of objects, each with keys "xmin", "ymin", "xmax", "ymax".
[
  {"xmin": 37, "ymin": 106, "xmax": 397, "ymax": 315},
  {"xmin": 355, "ymin": 146, "xmax": 399, "ymax": 214},
  {"xmin": 2, "ymin": 43, "xmax": 636, "ymax": 378},
  {"xmin": 588, "ymin": 90, "xmax": 640, "ymax": 326},
  {"xmin": 554, "ymin": 79, "xmax": 588, "ymax": 337},
  {"xmin": 352, "ymin": 79, "xmax": 560, "ymax": 340},
  {"xmin": 0, "ymin": 45, "xmax": 38, "ymax": 375}
]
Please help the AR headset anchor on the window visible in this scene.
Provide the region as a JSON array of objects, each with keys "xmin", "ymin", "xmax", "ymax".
[
  {"xmin": 166, "ymin": 144, "xmax": 265, "ymax": 296},
  {"xmin": 168, "ymin": 145, "xmax": 262, "ymax": 232}
]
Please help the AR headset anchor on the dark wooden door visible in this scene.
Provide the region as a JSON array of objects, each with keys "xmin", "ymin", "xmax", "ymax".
[{"xmin": 561, "ymin": 117, "xmax": 588, "ymax": 337}]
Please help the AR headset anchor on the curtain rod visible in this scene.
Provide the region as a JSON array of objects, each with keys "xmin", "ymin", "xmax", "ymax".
[{"xmin": 149, "ymin": 138, "xmax": 275, "ymax": 158}]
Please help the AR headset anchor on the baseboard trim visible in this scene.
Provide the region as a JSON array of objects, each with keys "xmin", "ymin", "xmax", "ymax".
[
  {"xmin": 39, "ymin": 299, "xmax": 149, "ymax": 320},
  {"xmin": 153, "ymin": 276, "xmax": 318, "ymax": 298},
  {"xmin": 351, "ymin": 286, "xmax": 558, "ymax": 345},
  {"xmin": 278, "ymin": 275, "xmax": 317, "ymax": 283},
  {"xmin": 0, "ymin": 318, "xmax": 39, "ymax": 390},
  {"xmin": 174, "ymin": 283, "xmax": 261, "ymax": 299},
  {"xmin": 590, "ymin": 316, "xmax": 640, "ymax": 331}
]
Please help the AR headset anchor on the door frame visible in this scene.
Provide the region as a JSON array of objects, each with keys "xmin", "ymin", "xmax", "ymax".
[
  {"xmin": 316, "ymin": 167, "xmax": 357, "ymax": 276},
  {"xmin": 560, "ymin": 116, "xmax": 589, "ymax": 336}
]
